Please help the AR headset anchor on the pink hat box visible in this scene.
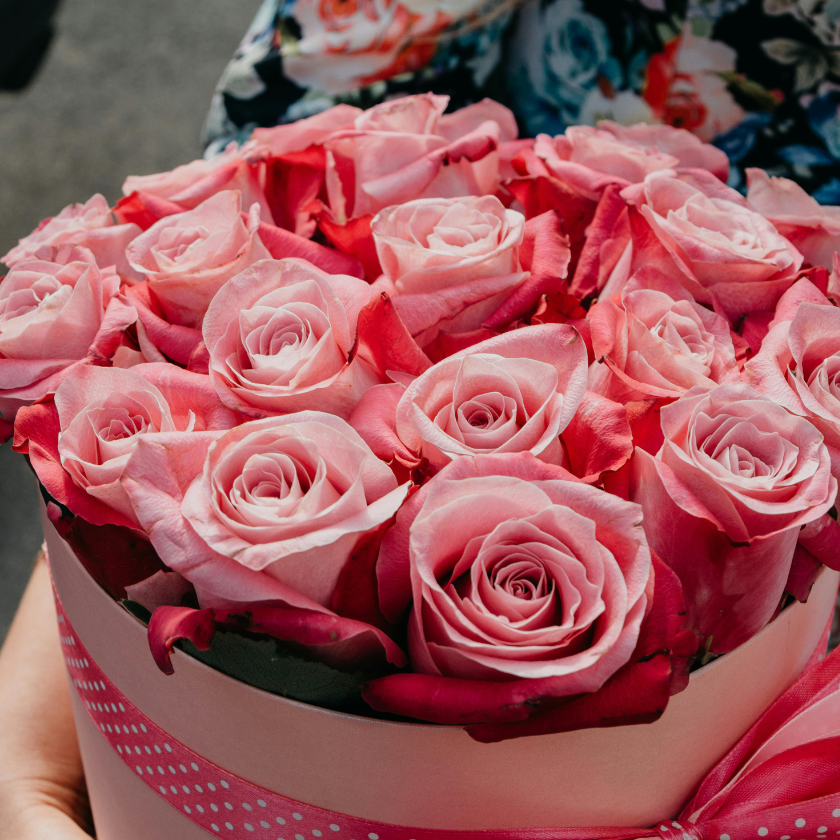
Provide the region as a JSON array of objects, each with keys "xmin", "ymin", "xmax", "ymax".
[{"xmin": 44, "ymin": 500, "xmax": 840, "ymax": 840}]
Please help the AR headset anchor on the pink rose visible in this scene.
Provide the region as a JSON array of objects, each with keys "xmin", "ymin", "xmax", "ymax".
[
  {"xmin": 349, "ymin": 325, "xmax": 588, "ymax": 471},
  {"xmin": 624, "ymin": 170, "xmax": 804, "ymax": 323},
  {"xmin": 370, "ymin": 196, "xmax": 527, "ymax": 347},
  {"xmin": 746, "ymin": 278, "xmax": 840, "ymax": 479},
  {"xmin": 630, "ymin": 382, "xmax": 837, "ymax": 653},
  {"xmin": 598, "ymin": 122, "xmax": 729, "ymax": 180},
  {"xmin": 121, "ymin": 413, "xmax": 409, "ymax": 651},
  {"xmin": 123, "ymin": 144, "xmax": 271, "ymax": 223},
  {"xmin": 125, "ymin": 190, "xmax": 272, "ymax": 329},
  {"xmin": 120, "ymin": 414, "xmax": 408, "ymax": 671},
  {"xmin": 746, "ymin": 168, "xmax": 840, "ymax": 270},
  {"xmin": 589, "ymin": 266, "xmax": 740, "ymax": 403},
  {"xmin": 249, "ymin": 104, "xmax": 362, "ymax": 155},
  {"xmin": 204, "ymin": 259, "xmax": 381, "ymax": 419},
  {"xmin": 13, "ymin": 363, "xmax": 237, "ymax": 529},
  {"xmin": 364, "ymin": 453, "xmax": 695, "ymax": 741},
  {"xmin": 0, "ymin": 245, "xmax": 135, "ymax": 440},
  {"xmin": 324, "ymin": 94, "xmax": 506, "ymax": 221},
  {"xmin": 2, "ymin": 194, "xmax": 141, "ymax": 279},
  {"xmin": 518, "ymin": 122, "xmax": 728, "ymax": 204}
]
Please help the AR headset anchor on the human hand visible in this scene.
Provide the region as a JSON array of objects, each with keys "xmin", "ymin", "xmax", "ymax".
[{"xmin": 0, "ymin": 555, "xmax": 93, "ymax": 838}]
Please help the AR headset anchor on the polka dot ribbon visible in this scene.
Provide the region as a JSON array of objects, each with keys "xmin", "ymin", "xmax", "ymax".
[{"xmin": 55, "ymin": 590, "xmax": 840, "ymax": 840}]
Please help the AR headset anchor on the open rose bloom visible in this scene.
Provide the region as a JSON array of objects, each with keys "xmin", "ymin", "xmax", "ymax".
[{"xmin": 8, "ymin": 93, "xmax": 840, "ymax": 758}]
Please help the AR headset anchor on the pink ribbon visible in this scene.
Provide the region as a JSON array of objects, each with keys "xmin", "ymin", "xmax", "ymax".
[{"xmin": 55, "ymin": 591, "xmax": 840, "ymax": 840}]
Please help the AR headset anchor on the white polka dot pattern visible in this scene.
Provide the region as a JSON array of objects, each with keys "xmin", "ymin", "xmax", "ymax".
[{"xmin": 54, "ymin": 592, "xmax": 840, "ymax": 840}]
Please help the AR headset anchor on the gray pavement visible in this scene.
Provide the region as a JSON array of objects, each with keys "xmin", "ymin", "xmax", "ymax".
[{"xmin": 0, "ymin": 0, "xmax": 261, "ymax": 641}]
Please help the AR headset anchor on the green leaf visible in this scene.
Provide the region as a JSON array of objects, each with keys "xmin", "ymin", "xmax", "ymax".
[
  {"xmin": 122, "ymin": 599, "xmax": 152, "ymax": 624},
  {"xmin": 179, "ymin": 627, "xmax": 368, "ymax": 710}
]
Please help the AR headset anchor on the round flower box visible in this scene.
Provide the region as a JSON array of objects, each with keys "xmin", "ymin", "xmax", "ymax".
[{"xmin": 45, "ymin": 501, "xmax": 840, "ymax": 840}]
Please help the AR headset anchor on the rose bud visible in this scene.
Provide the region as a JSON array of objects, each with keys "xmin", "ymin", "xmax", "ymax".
[
  {"xmin": 630, "ymin": 381, "xmax": 837, "ymax": 654},
  {"xmin": 126, "ymin": 190, "xmax": 271, "ymax": 329},
  {"xmin": 2, "ymin": 194, "xmax": 141, "ymax": 280},
  {"xmin": 12, "ymin": 363, "xmax": 238, "ymax": 529},
  {"xmin": 364, "ymin": 452, "xmax": 695, "ymax": 741},
  {"xmin": 0, "ymin": 244, "xmax": 135, "ymax": 440}
]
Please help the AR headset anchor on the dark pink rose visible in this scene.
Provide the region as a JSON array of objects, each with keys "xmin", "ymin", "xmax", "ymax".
[
  {"xmin": 349, "ymin": 325, "xmax": 588, "ymax": 471},
  {"xmin": 630, "ymin": 382, "xmax": 836, "ymax": 653},
  {"xmin": 589, "ymin": 266, "xmax": 740, "ymax": 403},
  {"xmin": 0, "ymin": 245, "xmax": 135, "ymax": 439},
  {"xmin": 324, "ymin": 94, "xmax": 507, "ymax": 221},
  {"xmin": 363, "ymin": 453, "xmax": 695, "ymax": 741},
  {"xmin": 204, "ymin": 259, "xmax": 381, "ymax": 419},
  {"xmin": 126, "ymin": 190, "xmax": 272, "ymax": 329},
  {"xmin": 747, "ymin": 168, "xmax": 840, "ymax": 269},
  {"xmin": 13, "ymin": 363, "xmax": 237, "ymax": 529},
  {"xmin": 623, "ymin": 170, "xmax": 804, "ymax": 324},
  {"xmin": 2, "ymin": 194, "xmax": 141, "ymax": 280}
]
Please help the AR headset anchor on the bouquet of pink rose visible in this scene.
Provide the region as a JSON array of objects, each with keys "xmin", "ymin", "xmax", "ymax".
[{"xmin": 4, "ymin": 93, "xmax": 840, "ymax": 752}]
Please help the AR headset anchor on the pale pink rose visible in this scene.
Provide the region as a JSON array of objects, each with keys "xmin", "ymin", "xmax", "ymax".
[
  {"xmin": 588, "ymin": 266, "xmax": 740, "ymax": 402},
  {"xmin": 122, "ymin": 412, "xmax": 410, "ymax": 609},
  {"xmin": 746, "ymin": 278, "xmax": 840, "ymax": 479},
  {"xmin": 2, "ymin": 194, "xmax": 141, "ymax": 279},
  {"xmin": 631, "ymin": 382, "xmax": 836, "ymax": 653},
  {"xmin": 624, "ymin": 170, "xmax": 804, "ymax": 323},
  {"xmin": 370, "ymin": 196, "xmax": 527, "ymax": 346},
  {"xmin": 533, "ymin": 128, "xmax": 680, "ymax": 200},
  {"xmin": 126, "ymin": 190, "xmax": 272, "ymax": 329},
  {"xmin": 363, "ymin": 453, "xmax": 696, "ymax": 740},
  {"xmin": 50, "ymin": 363, "xmax": 238, "ymax": 528},
  {"xmin": 0, "ymin": 245, "xmax": 135, "ymax": 439},
  {"xmin": 204, "ymin": 259, "xmax": 381, "ymax": 420},
  {"xmin": 123, "ymin": 143, "xmax": 271, "ymax": 223},
  {"xmin": 325, "ymin": 94, "xmax": 506, "ymax": 221},
  {"xmin": 598, "ymin": 121, "xmax": 729, "ymax": 180},
  {"xmin": 249, "ymin": 104, "xmax": 362, "ymax": 155},
  {"xmin": 746, "ymin": 168, "xmax": 840, "ymax": 269},
  {"xmin": 526, "ymin": 121, "xmax": 728, "ymax": 204},
  {"xmin": 350, "ymin": 325, "xmax": 588, "ymax": 470},
  {"xmin": 120, "ymin": 412, "xmax": 408, "ymax": 669}
]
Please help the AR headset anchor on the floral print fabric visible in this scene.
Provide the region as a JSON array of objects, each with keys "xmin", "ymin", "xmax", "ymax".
[{"xmin": 204, "ymin": 0, "xmax": 840, "ymax": 199}]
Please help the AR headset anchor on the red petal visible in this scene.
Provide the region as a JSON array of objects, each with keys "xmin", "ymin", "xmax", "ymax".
[
  {"xmin": 318, "ymin": 206, "xmax": 382, "ymax": 281},
  {"xmin": 253, "ymin": 217, "xmax": 363, "ymax": 279},
  {"xmin": 484, "ymin": 210, "xmax": 571, "ymax": 328},
  {"xmin": 354, "ymin": 292, "xmax": 431, "ymax": 377},
  {"xmin": 148, "ymin": 606, "xmax": 215, "ymax": 676},
  {"xmin": 561, "ymin": 390, "xmax": 632, "ymax": 483},
  {"xmin": 570, "ymin": 184, "xmax": 630, "ymax": 300}
]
